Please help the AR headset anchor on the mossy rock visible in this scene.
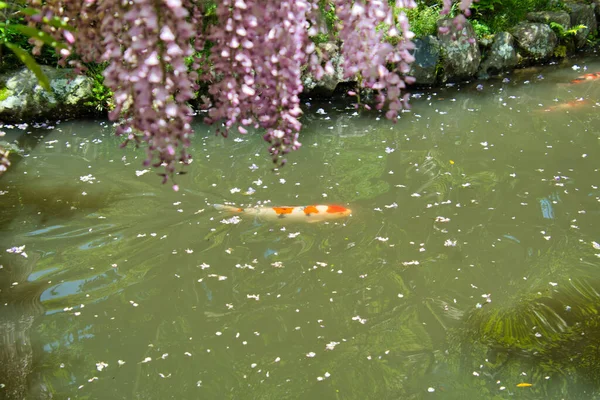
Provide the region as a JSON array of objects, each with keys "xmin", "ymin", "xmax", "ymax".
[{"xmin": 0, "ymin": 66, "xmax": 95, "ymax": 122}]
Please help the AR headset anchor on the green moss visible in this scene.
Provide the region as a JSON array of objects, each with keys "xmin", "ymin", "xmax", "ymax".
[
  {"xmin": 553, "ymin": 44, "xmax": 567, "ymax": 57},
  {"xmin": 0, "ymin": 86, "xmax": 10, "ymax": 102},
  {"xmin": 434, "ymin": 57, "xmax": 444, "ymax": 81}
]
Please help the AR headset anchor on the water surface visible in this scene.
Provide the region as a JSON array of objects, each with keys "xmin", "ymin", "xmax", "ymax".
[{"xmin": 2, "ymin": 58, "xmax": 600, "ymax": 399}]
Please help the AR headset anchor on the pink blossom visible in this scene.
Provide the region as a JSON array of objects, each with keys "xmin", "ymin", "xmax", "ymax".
[{"xmin": 25, "ymin": 0, "xmax": 474, "ymax": 187}]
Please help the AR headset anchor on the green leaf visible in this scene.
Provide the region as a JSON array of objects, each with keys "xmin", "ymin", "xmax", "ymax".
[
  {"xmin": 4, "ymin": 42, "xmax": 51, "ymax": 92},
  {"xmin": 7, "ymin": 24, "xmax": 66, "ymax": 49},
  {"xmin": 19, "ymin": 7, "xmax": 41, "ymax": 16},
  {"xmin": 0, "ymin": 2, "xmax": 8, "ymax": 10},
  {"xmin": 44, "ymin": 16, "xmax": 76, "ymax": 32},
  {"xmin": 18, "ymin": 8, "xmax": 76, "ymax": 31}
]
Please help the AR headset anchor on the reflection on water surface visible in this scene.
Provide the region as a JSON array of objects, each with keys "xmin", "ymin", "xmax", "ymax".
[{"xmin": 2, "ymin": 58, "xmax": 600, "ymax": 399}]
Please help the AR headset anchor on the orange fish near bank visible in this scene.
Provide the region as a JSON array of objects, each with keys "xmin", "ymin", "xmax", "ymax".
[
  {"xmin": 541, "ymin": 98, "xmax": 588, "ymax": 112},
  {"xmin": 214, "ymin": 204, "xmax": 352, "ymax": 223},
  {"xmin": 570, "ymin": 72, "xmax": 600, "ymax": 84}
]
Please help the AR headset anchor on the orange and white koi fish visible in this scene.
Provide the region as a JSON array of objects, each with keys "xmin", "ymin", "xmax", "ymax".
[
  {"xmin": 570, "ymin": 72, "xmax": 600, "ymax": 84},
  {"xmin": 214, "ymin": 204, "xmax": 352, "ymax": 222},
  {"xmin": 541, "ymin": 98, "xmax": 588, "ymax": 112}
]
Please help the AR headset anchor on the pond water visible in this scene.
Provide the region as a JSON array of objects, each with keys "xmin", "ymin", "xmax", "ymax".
[{"xmin": 2, "ymin": 57, "xmax": 600, "ymax": 399}]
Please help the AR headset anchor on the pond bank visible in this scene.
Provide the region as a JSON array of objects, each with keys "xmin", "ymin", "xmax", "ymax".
[{"xmin": 1, "ymin": 2, "xmax": 599, "ymax": 124}]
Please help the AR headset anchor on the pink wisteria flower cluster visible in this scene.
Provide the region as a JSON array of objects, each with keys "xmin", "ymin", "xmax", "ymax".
[
  {"xmin": 101, "ymin": 0, "xmax": 204, "ymax": 185},
  {"xmin": 26, "ymin": 0, "xmax": 472, "ymax": 187},
  {"xmin": 202, "ymin": 0, "xmax": 320, "ymax": 163},
  {"xmin": 439, "ymin": 0, "xmax": 475, "ymax": 35},
  {"xmin": 333, "ymin": 0, "xmax": 417, "ymax": 119}
]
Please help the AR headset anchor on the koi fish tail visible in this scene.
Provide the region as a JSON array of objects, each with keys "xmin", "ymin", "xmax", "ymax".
[{"xmin": 213, "ymin": 204, "xmax": 244, "ymax": 213}]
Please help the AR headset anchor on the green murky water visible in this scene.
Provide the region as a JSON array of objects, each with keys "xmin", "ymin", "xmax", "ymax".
[{"xmin": 2, "ymin": 58, "xmax": 600, "ymax": 399}]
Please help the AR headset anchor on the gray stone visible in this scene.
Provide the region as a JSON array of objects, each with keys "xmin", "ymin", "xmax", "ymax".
[
  {"xmin": 566, "ymin": 3, "xmax": 597, "ymax": 48},
  {"xmin": 526, "ymin": 11, "xmax": 571, "ymax": 29},
  {"xmin": 593, "ymin": 0, "xmax": 600, "ymax": 20},
  {"xmin": 0, "ymin": 66, "xmax": 94, "ymax": 122},
  {"xmin": 302, "ymin": 42, "xmax": 354, "ymax": 97},
  {"xmin": 478, "ymin": 36, "xmax": 494, "ymax": 49},
  {"xmin": 409, "ymin": 35, "xmax": 440, "ymax": 85},
  {"xmin": 478, "ymin": 32, "xmax": 518, "ymax": 78},
  {"xmin": 511, "ymin": 22, "xmax": 557, "ymax": 60},
  {"xmin": 436, "ymin": 19, "xmax": 480, "ymax": 82}
]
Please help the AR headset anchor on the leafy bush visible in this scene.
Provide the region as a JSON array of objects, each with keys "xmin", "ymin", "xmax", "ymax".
[
  {"xmin": 550, "ymin": 22, "xmax": 586, "ymax": 40},
  {"xmin": 319, "ymin": 0, "xmax": 338, "ymax": 35},
  {"xmin": 1, "ymin": 2, "xmax": 35, "ymax": 69},
  {"xmin": 83, "ymin": 63, "xmax": 113, "ymax": 112},
  {"xmin": 0, "ymin": 1, "xmax": 67, "ymax": 90},
  {"xmin": 391, "ymin": 0, "xmax": 563, "ymax": 39},
  {"xmin": 1, "ymin": 1, "xmax": 62, "ymax": 65},
  {"xmin": 470, "ymin": 0, "xmax": 566, "ymax": 33},
  {"xmin": 309, "ymin": 1, "xmax": 338, "ymax": 44},
  {"xmin": 471, "ymin": 19, "xmax": 492, "ymax": 38},
  {"xmin": 403, "ymin": 4, "xmax": 442, "ymax": 37}
]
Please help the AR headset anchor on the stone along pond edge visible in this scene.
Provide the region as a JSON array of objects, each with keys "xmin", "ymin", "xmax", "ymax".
[{"xmin": 0, "ymin": 3, "xmax": 599, "ymax": 124}]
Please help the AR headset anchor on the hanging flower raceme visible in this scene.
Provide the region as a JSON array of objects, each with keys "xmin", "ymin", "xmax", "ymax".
[
  {"xmin": 29, "ymin": 0, "xmax": 204, "ymax": 189},
  {"xmin": 203, "ymin": 0, "xmax": 319, "ymax": 165},
  {"xmin": 100, "ymin": 0, "xmax": 203, "ymax": 188},
  {"xmin": 333, "ymin": 0, "xmax": 417, "ymax": 121},
  {"xmin": 439, "ymin": 0, "xmax": 475, "ymax": 34},
  {"xmin": 23, "ymin": 0, "xmax": 475, "ymax": 186},
  {"xmin": 25, "ymin": 0, "xmax": 102, "ymax": 65},
  {"xmin": 101, "ymin": 0, "xmax": 203, "ymax": 188}
]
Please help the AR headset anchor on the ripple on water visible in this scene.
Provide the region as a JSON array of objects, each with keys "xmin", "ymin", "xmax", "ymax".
[
  {"xmin": 78, "ymin": 232, "xmax": 124, "ymax": 250},
  {"xmin": 41, "ymin": 269, "xmax": 121, "ymax": 308},
  {"xmin": 27, "ymin": 266, "xmax": 60, "ymax": 282},
  {"xmin": 30, "ymin": 223, "xmax": 117, "ymax": 240},
  {"xmin": 24, "ymin": 224, "xmax": 66, "ymax": 237}
]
